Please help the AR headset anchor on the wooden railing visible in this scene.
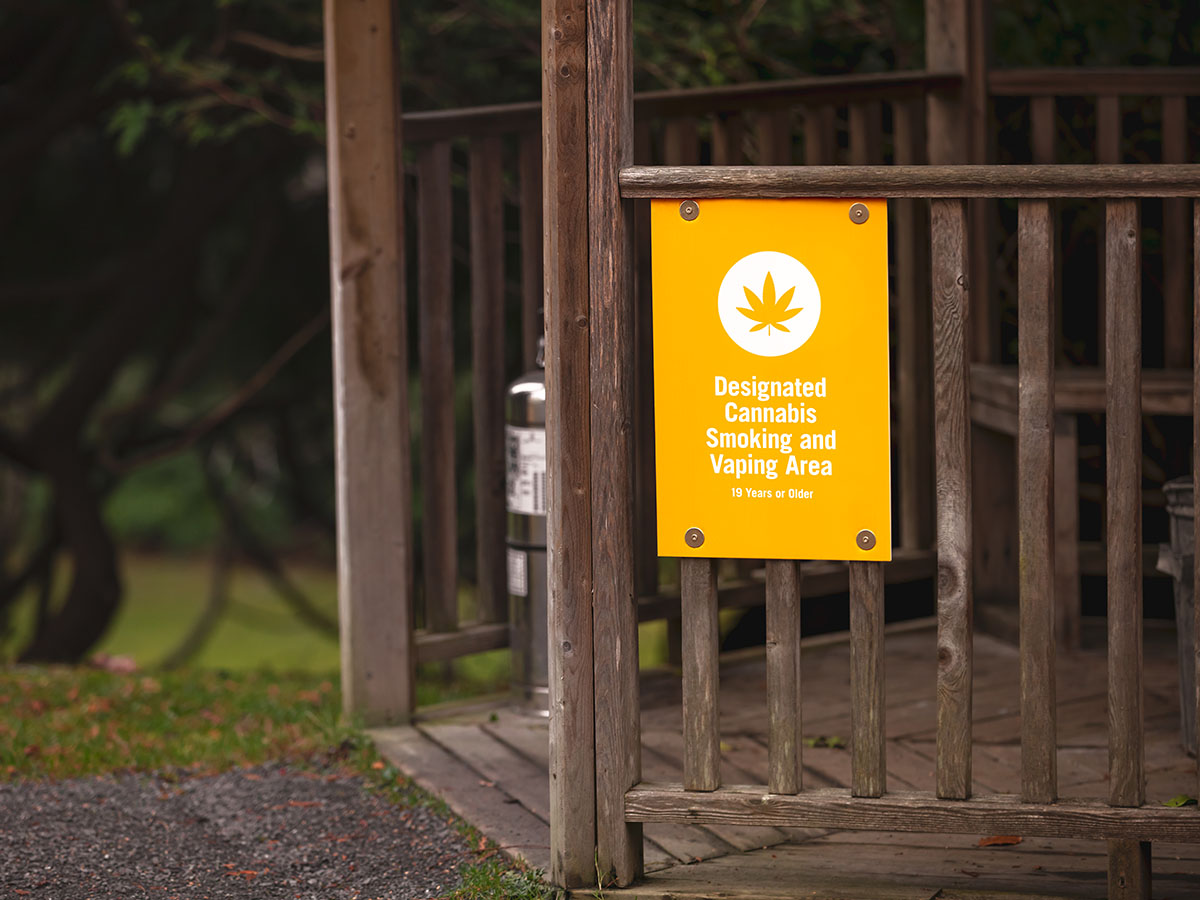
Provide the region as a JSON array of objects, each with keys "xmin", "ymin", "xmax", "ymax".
[
  {"xmin": 399, "ymin": 67, "xmax": 1200, "ymax": 676},
  {"xmin": 615, "ymin": 163, "xmax": 1200, "ymax": 897},
  {"xmin": 400, "ymin": 70, "xmax": 956, "ymax": 671}
]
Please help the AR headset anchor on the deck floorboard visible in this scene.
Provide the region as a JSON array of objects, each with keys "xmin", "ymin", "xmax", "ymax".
[{"xmin": 372, "ymin": 625, "xmax": 1200, "ymax": 898}]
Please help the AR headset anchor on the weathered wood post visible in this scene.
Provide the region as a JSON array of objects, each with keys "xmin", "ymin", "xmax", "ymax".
[
  {"xmin": 323, "ymin": 0, "xmax": 415, "ymax": 724},
  {"xmin": 544, "ymin": 0, "xmax": 642, "ymax": 887},
  {"xmin": 543, "ymin": 0, "xmax": 598, "ymax": 887}
]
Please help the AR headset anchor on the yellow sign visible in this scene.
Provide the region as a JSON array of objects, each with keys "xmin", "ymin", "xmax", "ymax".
[{"xmin": 652, "ymin": 198, "xmax": 891, "ymax": 561}]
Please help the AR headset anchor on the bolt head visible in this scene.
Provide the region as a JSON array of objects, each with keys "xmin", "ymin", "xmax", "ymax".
[
  {"xmin": 856, "ymin": 529, "xmax": 877, "ymax": 551},
  {"xmin": 679, "ymin": 200, "xmax": 699, "ymax": 222},
  {"xmin": 684, "ymin": 527, "xmax": 705, "ymax": 548},
  {"xmin": 849, "ymin": 203, "xmax": 870, "ymax": 224}
]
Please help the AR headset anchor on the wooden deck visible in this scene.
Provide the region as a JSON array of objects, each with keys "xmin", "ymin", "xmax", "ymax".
[{"xmin": 372, "ymin": 623, "xmax": 1200, "ymax": 899}]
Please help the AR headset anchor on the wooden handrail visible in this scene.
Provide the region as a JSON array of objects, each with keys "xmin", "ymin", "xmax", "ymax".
[
  {"xmin": 990, "ymin": 66, "xmax": 1200, "ymax": 96},
  {"xmin": 403, "ymin": 67, "xmax": 1199, "ymax": 144},
  {"xmin": 618, "ymin": 164, "xmax": 1200, "ymax": 198},
  {"xmin": 403, "ymin": 70, "xmax": 960, "ymax": 143}
]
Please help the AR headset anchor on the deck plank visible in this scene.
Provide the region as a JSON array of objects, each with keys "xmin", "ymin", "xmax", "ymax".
[{"xmin": 375, "ymin": 624, "xmax": 1200, "ymax": 899}]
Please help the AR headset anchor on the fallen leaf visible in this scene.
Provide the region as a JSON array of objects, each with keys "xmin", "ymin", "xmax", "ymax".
[
  {"xmin": 371, "ymin": 761, "xmax": 385, "ymax": 770},
  {"xmin": 978, "ymin": 835, "xmax": 1022, "ymax": 847},
  {"xmin": 1164, "ymin": 794, "xmax": 1197, "ymax": 808}
]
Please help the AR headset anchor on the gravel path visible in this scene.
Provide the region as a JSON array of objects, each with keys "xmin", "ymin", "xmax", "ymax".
[{"xmin": 0, "ymin": 766, "xmax": 471, "ymax": 899}]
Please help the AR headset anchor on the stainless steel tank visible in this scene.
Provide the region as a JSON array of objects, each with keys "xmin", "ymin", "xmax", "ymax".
[{"xmin": 505, "ymin": 339, "xmax": 547, "ymax": 715}]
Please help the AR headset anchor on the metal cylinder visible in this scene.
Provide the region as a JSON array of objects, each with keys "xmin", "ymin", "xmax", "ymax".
[{"xmin": 505, "ymin": 342, "xmax": 547, "ymax": 715}]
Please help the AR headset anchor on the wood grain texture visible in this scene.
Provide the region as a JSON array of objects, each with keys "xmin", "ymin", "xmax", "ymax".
[
  {"xmin": 543, "ymin": 0, "xmax": 596, "ymax": 885},
  {"xmin": 323, "ymin": 0, "xmax": 414, "ymax": 724},
  {"xmin": 588, "ymin": 0, "xmax": 642, "ymax": 886},
  {"xmin": 1016, "ymin": 199, "xmax": 1057, "ymax": 803},
  {"xmin": 893, "ymin": 98, "xmax": 934, "ymax": 551},
  {"xmin": 765, "ymin": 560, "xmax": 802, "ymax": 795},
  {"xmin": 924, "ymin": 0, "xmax": 968, "ymax": 167},
  {"xmin": 931, "ymin": 198, "xmax": 973, "ymax": 800},
  {"xmin": 624, "ymin": 785, "xmax": 1200, "ymax": 842},
  {"xmin": 416, "ymin": 141, "xmax": 458, "ymax": 634},
  {"xmin": 849, "ymin": 562, "xmax": 886, "ymax": 798},
  {"xmin": 415, "ymin": 622, "xmax": 507, "ymax": 664},
  {"xmin": 469, "ymin": 136, "xmax": 507, "ymax": 624},
  {"xmin": 1107, "ymin": 839, "xmax": 1151, "ymax": 900},
  {"xmin": 1095, "ymin": 97, "xmax": 1121, "ymax": 369},
  {"xmin": 989, "ymin": 66, "xmax": 1200, "ymax": 96},
  {"xmin": 1162, "ymin": 96, "xmax": 1189, "ymax": 368},
  {"xmin": 1105, "ymin": 199, "xmax": 1144, "ymax": 810},
  {"xmin": 1053, "ymin": 415, "xmax": 1081, "ymax": 651},
  {"xmin": 1193, "ymin": 199, "xmax": 1199, "ymax": 802},
  {"xmin": 518, "ymin": 131, "xmax": 544, "ymax": 370},
  {"xmin": 681, "ymin": 558, "xmax": 720, "ymax": 792},
  {"xmin": 618, "ymin": 164, "xmax": 1200, "ymax": 199},
  {"xmin": 969, "ymin": 364, "xmax": 1193, "ymax": 417},
  {"xmin": 633, "ymin": 120, "xmax": 657, "ymax": 600}
]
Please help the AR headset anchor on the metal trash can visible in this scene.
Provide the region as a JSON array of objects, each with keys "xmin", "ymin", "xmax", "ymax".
[
  {"xmin": 1155, "ymin": 477, "xmax": 1197, "ymax": 757},
  {"xmin": 505, "ymin": 340, "xmax": 548, "ymax": 716}
]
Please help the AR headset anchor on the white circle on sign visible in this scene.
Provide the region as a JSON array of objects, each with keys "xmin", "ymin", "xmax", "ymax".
[{"xmin": 717, "ymin": 251, "xmax": 820, "ymax": 357}]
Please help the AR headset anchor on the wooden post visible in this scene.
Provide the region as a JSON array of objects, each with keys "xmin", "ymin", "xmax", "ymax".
[
  {"xmin": 588, "ymin": 0, "xmax": 642, "ymax": 886},
  {"xmin": 323, "ymin": 0, "xmax": 415, "ymax": 725},
  {"xmin": 544, "ymin": 0, "xmax": 597, "ymax": 887},
  {"xmin": 926, "ymin": 0, "xmax": 991, "ymax": 362}
]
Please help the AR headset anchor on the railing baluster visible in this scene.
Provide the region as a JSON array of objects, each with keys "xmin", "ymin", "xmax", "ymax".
[
  {"xmin": 469, "ymin": 135, "xmax": 507, "ymax": 623},
  {"xmin": 712, "ymin": 112, "xmax": 745, "ymax": 165},
  {"xmin": 754, "ymin": 108, "xmax": 792, "ymax": 165},
  {"xmin": 850, "ymin": 562, "xmax": 886, "ymax": 797},
  {"xmin": 663, "ymin": 117, "xmax": 700, "ymax": 167},
  {"xmin": 1095, "ymin": 96, "xmax": 1121, "ymax": 367},
  {"xmin": 1017, "ymin": 199, "xmax": 1057, "ymax": 802},
  {"xmin": 518, "ymin": 131, "xmax": 543, "ymax": 371},
  {"xmin": 766, "ymin": 559, "xmax": 802, "ymax": 794},
  {"xmin": 681, "ymin": 558, "xmax": 720, "ymax": 791},
  {"xmin": 803, "ymin": 104, "xmax": 836, "ymax": 166},
  {"xmin": 893, "ymin": 97, "xmax": 934, "ymax": 551},
  {"xmin": 1193, "ymin": 198, "xmax": 1200, "ymax": 803},
  {"xmin": 1105, "ymin": 197, "xmax": 1150, "ymax": 900},
  {"xmin": 1030, "ymin": 96, "xmax": 1055, "ymax": 164},
  {"xmin": 932, "ymin": 197, "xmax": 973, "ymax": 800},
  {"xmin": 848, "ymin": 100, "xmax": 882, "ymax": 166},
  {"xmin": 417, "ymin": 140, "xmax": 458, "ymax": 633},
  {"xmin": 634, "ymin": 121, "xmax": 658, "ymax": 601},
  {"xmin": 1162, "ymin": 96, "xmax": 1189, "ymax": 368}
]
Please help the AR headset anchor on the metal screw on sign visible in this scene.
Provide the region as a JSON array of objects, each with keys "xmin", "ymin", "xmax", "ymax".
[
  {"xmin": 679, "ymin": 200, "xmax": 700, "ymax": 222},
  {"xmin": 848, "ymin": 203, "xmax": 870, "ymax": 225},
  {"xmin": 684, "ymin": 527, "xmax": 705, "ymax": 548},
  {"xmin": 856, "ymin": 529, "xmax": 877, "ymax": 551}
]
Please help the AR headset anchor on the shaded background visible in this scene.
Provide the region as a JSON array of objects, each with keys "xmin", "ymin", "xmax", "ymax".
[{"xmin": 0, "ymin": 0, "xmax": 1197, "ymax": 684}]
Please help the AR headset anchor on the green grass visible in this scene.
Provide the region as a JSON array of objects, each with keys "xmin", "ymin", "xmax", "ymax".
[{"xmin": 0, "ymin": 664, "xmax": 558, "ymax": 898}]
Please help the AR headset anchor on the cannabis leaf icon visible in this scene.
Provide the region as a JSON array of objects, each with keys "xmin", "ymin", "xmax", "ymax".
[{"xmin": 738, "ymin": 272, "xmax": 801, "ymax": 335}]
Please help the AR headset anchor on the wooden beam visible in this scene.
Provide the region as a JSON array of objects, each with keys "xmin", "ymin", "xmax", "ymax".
[
  {"xmin": 1017, "ymin": 199, "xmax": 1056, "ymax": 803},
  {"xmin": 588, "ymin": 0, "xmax": 642, "ymax": 886},
  {"xmin": 625, "ymin": 785, "xmax": 1200, "ymax": 842},
  {"xmin": 618, "ymin": 164, "xmax": 1200, "ymax": 199},
  {"xmin": 417, "ymin": 141, "xmax": 458, "ymax": 634},
  {"xmin": 931, "ymin": 198, "xmax": 972, "ymax": 800},
  {"xmin": 765, "ymin": 560, "xmax": 802, "ymax": 795},
  {"xmin": 323, "ymin": 0, "xmax": 414, "ymax": 725},
  {"xmin": 849, "ymin": 562, "xmax": 885, "ymax": 797},
  {"xmin": 543, "ymin": 0, "xmax": 596, "ymax": 886}
]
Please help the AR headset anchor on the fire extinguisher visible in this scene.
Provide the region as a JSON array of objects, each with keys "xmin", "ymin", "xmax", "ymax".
[{"xmin": 505, "ymin": 337, "xmax": 547, "ymax": 715}]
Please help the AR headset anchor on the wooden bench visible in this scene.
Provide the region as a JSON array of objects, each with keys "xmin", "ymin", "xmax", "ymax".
[{"xmin": 969, "ymin": 363, "xmax": 1192, "ymax": 650}]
